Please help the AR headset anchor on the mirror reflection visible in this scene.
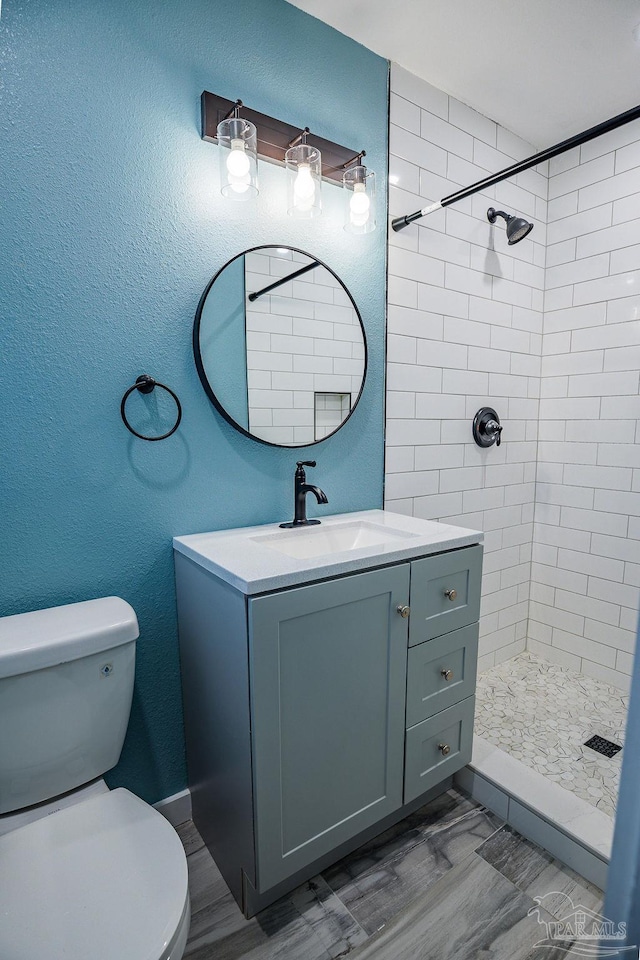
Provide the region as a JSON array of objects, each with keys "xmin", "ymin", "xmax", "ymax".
[{"xmin": 195, "ymin": 246, "xmax": 366, "ymax": 446}]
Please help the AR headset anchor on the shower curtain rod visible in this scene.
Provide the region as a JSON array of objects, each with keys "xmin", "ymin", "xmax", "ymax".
[
  {"xmin": 391, "ymin": 103, "xmax": 640, "ymax": 231},
  {"xmin": 247, "ymin": 260, "xmax": 319, "ymax": 301}
]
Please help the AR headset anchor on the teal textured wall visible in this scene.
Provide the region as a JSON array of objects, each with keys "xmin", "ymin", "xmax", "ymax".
[{"xmin": 0, "ymin": 0, "xmax": 388, "ymax": 801}]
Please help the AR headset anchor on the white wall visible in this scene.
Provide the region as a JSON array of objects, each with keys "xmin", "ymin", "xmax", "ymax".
[
  {"xmin": 386, "ymin": 64, "xmax": 547, "ymax": 672},
  {"xmin": 385, "ymin": 64, "xmax": 640, "ymax": 691},
  {"xmin": 530, "ymin": 128, "xmax": 640, "ymax": 692}
]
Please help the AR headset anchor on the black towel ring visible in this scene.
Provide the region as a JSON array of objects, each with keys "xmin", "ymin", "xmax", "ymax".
[{"xmin": 120, "ymin": 375, "xmax": 182, "ymax": 441}]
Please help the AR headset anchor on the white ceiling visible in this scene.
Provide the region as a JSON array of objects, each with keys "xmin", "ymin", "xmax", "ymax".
[{"xmin": 285, "ymin": 0, "xmax": 640, "ymax": 148}]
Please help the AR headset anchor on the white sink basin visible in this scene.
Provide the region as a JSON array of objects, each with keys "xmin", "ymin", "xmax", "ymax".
[
  {"xmin": 174, "ymin": 509, "xmax": 483, "ymax": 594},
  {"xmin": 251, "ymin": 521, "xmax": 418, "ymax": 559}
]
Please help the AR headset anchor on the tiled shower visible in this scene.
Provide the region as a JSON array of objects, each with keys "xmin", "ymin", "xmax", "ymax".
[{"xmin": 385, "ymin": 63, "xmax": 639, "ymax": 832}]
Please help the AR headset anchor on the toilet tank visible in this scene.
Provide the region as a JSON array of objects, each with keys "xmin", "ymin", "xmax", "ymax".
[{"xmin": 0, "ymin": 597, "xmax": 139, "ymax": 814}]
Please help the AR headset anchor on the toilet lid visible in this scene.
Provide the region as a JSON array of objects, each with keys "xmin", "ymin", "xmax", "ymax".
[{"xmin": 0, "ymin": 788, "xmax": 189, "ymax": 960}]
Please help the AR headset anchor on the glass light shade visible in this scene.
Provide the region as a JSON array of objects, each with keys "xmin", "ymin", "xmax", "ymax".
[
  {"xmin": 343, "ymin": 165, "xmax": 376, "ymax": 234},
  {"xmin": 217, "ymin": 116, "xmax": 259, "ymax": 200},
  {"xmin": 285, "ymin": 143, "xmax": 322, "ymax": 218}
]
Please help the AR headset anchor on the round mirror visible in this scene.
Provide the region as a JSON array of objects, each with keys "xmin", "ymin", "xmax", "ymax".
[{"xmin": 194, "ymin": 245, "xmax": 367, "ymax": 447}]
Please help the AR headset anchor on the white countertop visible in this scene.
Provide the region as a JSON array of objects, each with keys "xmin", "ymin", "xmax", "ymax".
[{"xmin": 173, "ymin": 509, "xmax": 483, "ymax": 595}]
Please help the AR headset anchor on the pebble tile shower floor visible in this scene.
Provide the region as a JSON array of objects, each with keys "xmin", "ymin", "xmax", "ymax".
[{"xmin": 475, "ymin": 652, "xmax": 629, "ymax": 818}]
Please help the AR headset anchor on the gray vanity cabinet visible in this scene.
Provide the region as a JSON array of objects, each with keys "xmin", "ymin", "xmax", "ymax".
[
  {"xmin": 404, "ymin": 697, "xmax": 476, "ymax": 803},
  {"xmin": 405, "ymin": 623, "xmax": 479, "ymax": 726},
  {"xmin": 174, "ymin": 540, "xmax": 483, "ymax": 918},
  {"xmin": 248, "ymin": 565, "xmax": 410, "ymax": 891},
  {"xmin": 409, "ymin": 544, "xmax": 483, "ymax": 644}
]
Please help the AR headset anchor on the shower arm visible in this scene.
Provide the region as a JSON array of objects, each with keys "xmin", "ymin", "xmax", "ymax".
[{"xmin": 392, "ymin": 103, "xmax": 640, "ymax": 231}]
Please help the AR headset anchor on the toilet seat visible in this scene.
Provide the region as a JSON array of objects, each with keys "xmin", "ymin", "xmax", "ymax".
[{"xmin": 0, "ymin": 787, "xmax": 190, "ymax": 960}]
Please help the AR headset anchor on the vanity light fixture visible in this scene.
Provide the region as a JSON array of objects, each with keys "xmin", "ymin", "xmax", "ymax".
[
  {"xmin": 285, "ymin": 128, "xmax": 321, "ymax": 218},
  {"xmin": 216, "ymin": 99, "xmax": 259, "ymax": 200},
  {"xmin": 343, "ymin": 152, "xmax": 376, "ymax": 234},
  {"xmin": 201, "ymin": 92, "xmax": 370, "ymax": 224}
]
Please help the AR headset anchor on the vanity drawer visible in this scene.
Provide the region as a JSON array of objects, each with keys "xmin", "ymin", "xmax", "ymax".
[
  {"xmin": 404, "ymin": 697, "xmax": 475, "ymax": 804},
  {"xmin": 406, "ymin": 623, "xmax": 478, "ymax": 726},
  {"xmin": 408, "ymin": 545, "xmax": 482, "ymax": 645}
]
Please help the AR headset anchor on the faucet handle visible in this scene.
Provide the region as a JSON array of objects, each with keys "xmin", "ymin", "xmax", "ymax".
[{"xmin": 296, "ymin": 460, "xmax": 316, "ymax": 469}]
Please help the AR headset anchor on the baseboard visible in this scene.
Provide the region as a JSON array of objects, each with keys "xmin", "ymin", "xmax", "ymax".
[{"xmin": 154, "ymin": 788, "xmax": 192, "ymax": 826}]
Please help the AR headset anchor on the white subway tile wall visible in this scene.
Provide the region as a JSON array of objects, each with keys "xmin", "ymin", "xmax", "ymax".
[
  {"xmin": 314, "ymin": 392, "xmax": 352, "ymax": 440},
  {"xmin": 385, "ymin": 65, "xmax": 639, "ymax": 687},
  {"xmin": 245, "ymin": 249, "xmax": 365, "ymax": 445},
  {"xmin": 386, "ymin": 64, "xmax": 546, "ymax": 672},
  {"xmin": 533, "ymin": 126, "xmax": 640, "ymax": 693}
]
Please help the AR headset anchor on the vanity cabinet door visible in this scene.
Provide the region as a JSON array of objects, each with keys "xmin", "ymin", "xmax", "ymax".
[{"xmin": 249, "ymin": 564, "xmax": 410, "ymax": 891}]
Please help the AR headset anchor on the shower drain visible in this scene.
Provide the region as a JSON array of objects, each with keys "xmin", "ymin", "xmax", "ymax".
[{"xmin": 583, "ymin": 735, "xmax": 622, "ymax": 758}]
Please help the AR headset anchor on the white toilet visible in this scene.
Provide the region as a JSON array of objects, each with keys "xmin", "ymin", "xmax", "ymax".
[{"xmin": 0, "ymin": 597, "xmax": 191, "ymax": 960}]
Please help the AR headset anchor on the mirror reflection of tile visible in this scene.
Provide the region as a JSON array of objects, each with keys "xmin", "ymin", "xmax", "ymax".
[
  {"xmin": 245, "ymin": 249, "xmax": 363, "ymax": 445},
  {"xmin": 314, "ymin": 392, "xmax": 351, "ymax": 440}
]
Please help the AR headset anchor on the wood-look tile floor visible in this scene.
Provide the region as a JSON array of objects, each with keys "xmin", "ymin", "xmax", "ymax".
[{"xmin": 177, "ymin": 788, "xmax": 604, "ymax": 960}]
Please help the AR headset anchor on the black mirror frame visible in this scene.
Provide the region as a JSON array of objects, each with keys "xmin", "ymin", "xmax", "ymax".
[{"xmin": 193, "ymin": 244, "xmax": 368, "ymax": 448}]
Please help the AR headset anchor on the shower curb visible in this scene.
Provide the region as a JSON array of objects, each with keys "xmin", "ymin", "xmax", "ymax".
[{"xmin": 455, "ymin": 735, "xmax": 612, "ymax": 889}]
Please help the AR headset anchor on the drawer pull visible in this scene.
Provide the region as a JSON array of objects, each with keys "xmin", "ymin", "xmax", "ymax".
[
  {"xmin": 438, "ymin": 743, "xmax": 451, "ymax": 756},
  {"xmin": 441, "ymin": 668, "xmax": 454, "ymax": 681},
  {"xmin": 397, "ymin": 604, "xmax": 410, "ymax": 619},
  {"xmin": 444, "ymin": 588, "xmax": 457, "ymax": 602}
]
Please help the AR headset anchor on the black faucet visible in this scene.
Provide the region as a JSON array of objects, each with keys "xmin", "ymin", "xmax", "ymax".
[{"xmin": 279, "ymin": 461, "xmax": 329, "ymax": 528}]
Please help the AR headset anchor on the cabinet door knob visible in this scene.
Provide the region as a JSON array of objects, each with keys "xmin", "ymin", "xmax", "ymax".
[
  {"xmin": 441, "ymin": 668, "xmax": 453, "ymax": 681},
  {"xmin": 444, "ymin": 588, "xmax": 457, "ymax": 602},
  {"xmin": 438, "ymin": 743, "xmax": 451, "ymax": 756},
  {"xmin": 396, "ymin": 604, "xmax": 410, "ymax": 619}
]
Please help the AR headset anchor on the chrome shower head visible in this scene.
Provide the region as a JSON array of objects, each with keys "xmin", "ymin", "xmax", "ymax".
[{"xmin": 487, "ymin": 207, "xmax": 534, "ymax": 244}]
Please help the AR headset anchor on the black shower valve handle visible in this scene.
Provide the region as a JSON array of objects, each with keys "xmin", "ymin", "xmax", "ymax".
[
  {"xmin": 472, "ymin": 407, "xmax": 503, "ymax": 449},
  {"xmin": 486, "ymin": 419, "xmax": 503, "ymax": 446}
]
